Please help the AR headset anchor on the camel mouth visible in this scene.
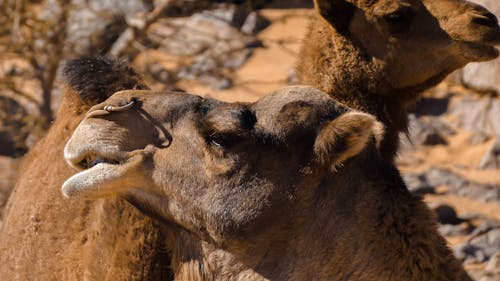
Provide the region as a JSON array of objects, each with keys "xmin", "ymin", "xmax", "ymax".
[
  {"xmin": 62, "ymin": 150, "xmax": 133, "ymax": 198},
  {"xmin": 62, "ymin": 162, "xmax": 122, "ymax": 198},
  {"xmin": 64, "ymin": 146, "xmax": 124, "ymax": 171},
  {"xmin": 75, "ymin": 154, "xmax": 120, "ymax": 170},
  {"xmin": 462, "ymin": 41, "xmax": 500, "ymax": 60},
  {"xmin": 62, "ymin": 152, "xmax": 142, "ymax": 199}
]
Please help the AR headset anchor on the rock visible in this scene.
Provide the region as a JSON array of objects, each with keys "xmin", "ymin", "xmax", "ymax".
[
  {"xmin": 454, "ymin": 243, "xmax": 488, "ymax": 263},
  {"xmin": 148, "ymin": 8, "xmax": 258, "ymax": 57},
  {"xmin": 490, "ymin": 98, "xmax": 500, "ymax": 135},
  {"xmin": 67, "ymin": 2, "xmax": 263, "ymax": 90},
  {"xmin": 468, "ymin": 131, "xmax": 490, "ymax": 146},
  {"xmin": 402, "ymin": 114, "xmax": 454, "ymax": 151},
  {"xmin": 461, "ymin": 61, "xmax": 500, "ymax": 94},
  {"xmin": 148, "ymin": 63, "xmax": 175, "ymax": 84},
  {"xmin": 66, "ymin": 0, "xmax": 147, "ymax": 56},
  {"xmin": 147, "ymin": 5, "xmax": 261, "ymax": 90},
  {"xmin": 424, "ymin": 167, "xmax": 468, "ymax": 188},
  {"xmin": 485, "ymin": 251, "xmax": 500, "ymax": 275},
  {"xmin": 449, "ymin": 94, "xmax": 500, "ymax": 136},
  {"xmin": 470, "ymin": 221, "xmax": 500, "ymax": 237},
  {"xmin": 402, "ymin": 172, "xmax": 435, "ymax": 196},
  {"xmin": 241, "ymin": 11, "xmax": 270, "ymax": 34},
  {"xmin": 456, "ymin": 222, "xmax": 500, "ymax": 264},
  {"xmin": 439, "ymin": 223, "xmax": 473, "ymax": 237},
  {"xmin": 432, "ymin": 204, "xmax": 464, "ymax": 225},
  {"xmin": 403, "ymin": 168, "xmax": 500, "ymax": 202},
  {"xmin": 478, "ymin": 137, "xmax": 500, "ymax": 169},
  {"xmin": 469, "ymin": 228, "xmax": 500, "ymax": 259},
  {"xmin": 203, "ymin": 4, "xmax": 270, "ymax": 33},
  {"xmin": 197, "ymin": 4, "xmax": 247, "ymax": 27}
]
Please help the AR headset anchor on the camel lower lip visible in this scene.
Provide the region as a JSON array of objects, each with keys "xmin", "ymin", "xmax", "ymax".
[{"xmin": 62, "ymin": 163, "xmax": 123, "ymax": 198}]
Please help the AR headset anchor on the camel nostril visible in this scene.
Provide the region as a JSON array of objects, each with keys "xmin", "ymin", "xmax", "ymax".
[{"xmin": 472, "ymin": 12, "xmax": 499, "ymax": 27}]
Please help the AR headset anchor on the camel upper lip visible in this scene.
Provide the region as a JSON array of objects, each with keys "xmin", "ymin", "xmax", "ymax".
[{"xmin": 77, "ymin": 154, "xmax": 120, "ymax": 170}]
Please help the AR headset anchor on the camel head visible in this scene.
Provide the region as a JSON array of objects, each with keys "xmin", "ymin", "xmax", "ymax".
[
  {"xmin": 311, "ymin": 0, "xmax": 500, "ymax": 93},
  {"xmin": 62, "ymin": 86, "xmax": 383, "ymax": 249}
]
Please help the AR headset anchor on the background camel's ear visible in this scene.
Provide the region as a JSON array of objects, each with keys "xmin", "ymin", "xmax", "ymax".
[
  {"xmin": 314, "ymin": 0, "xmax": 355, "ymax": 31},
  {"xmin": 314, "ymin": 111, "xmax": 384, "ymax": 169}
]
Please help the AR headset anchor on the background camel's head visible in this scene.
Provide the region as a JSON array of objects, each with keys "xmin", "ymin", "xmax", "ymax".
[
  {"xmin": 314, "ymin": 0, "xmax": 500, "ymax": 92},
  {"xmin": 62, "ymin": 86, "xmax": 382, "ymax": 249}
]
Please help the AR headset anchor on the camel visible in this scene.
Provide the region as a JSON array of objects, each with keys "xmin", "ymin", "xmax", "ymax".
[
  {"xmin": 4, "ymin": 0, "xmax": 500, "ymax": 277},
  {"xmin": 0, "ymin": 58, "xmax": 172, "ymax": 280},
  {"xmin": 297, "ymin": 0, "xmax": 500, "ymax": 160},
  {"xmin": 62, "ymin": 86, "xmax": 468, "ymax": 281}
]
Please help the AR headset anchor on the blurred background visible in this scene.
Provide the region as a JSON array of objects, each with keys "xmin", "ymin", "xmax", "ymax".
[{"xmin": 0, "ymin": 0, "xmax": 498, "ymax": 280}]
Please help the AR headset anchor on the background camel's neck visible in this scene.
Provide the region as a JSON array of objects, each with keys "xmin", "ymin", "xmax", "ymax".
[
  {"xmin": 297, "ymin": 17, "xmax": 394, "ymax": 115},
  {"xmin": 296, "ymin": 16, "xmax": 446, "ymax": 160}
]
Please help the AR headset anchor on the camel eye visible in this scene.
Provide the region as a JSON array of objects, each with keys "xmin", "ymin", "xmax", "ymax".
[
  {"xmin": 383, "ymin": 8, "xmax": 415, "ymax": 33},
  {"xmin": 207, "ymin": 132, "xmax": 235, "ymax": 148},
  {"xmin": 386, "ymin": 12, "xmax": 404, "ymax": 23}
]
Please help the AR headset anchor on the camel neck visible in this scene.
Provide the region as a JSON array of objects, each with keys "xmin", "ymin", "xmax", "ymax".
[
  {"xmin": 169, "ymin": 155, "xmax": 465, "ymax": 281},
  {"xmin": 285, "ymin": 155, "xmax": 465, "ymax": 281},
  {"xmin": 296, "ymin": 16, "xmax": 435, "ymax": 160}
]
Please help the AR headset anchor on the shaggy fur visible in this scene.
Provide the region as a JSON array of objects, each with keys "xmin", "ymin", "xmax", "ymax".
[
  {"xmin": 297, "ymin": 0, "xmax": 500, "ymax": 160},
  {"xmin": 63, "ymin": 57, "xmax": 148, "ymax": 105},
  {"xmin": 61, "ymin": 86, "xmax": 470, "ymax": 280},
  {"xmin": 0, "ymin": 57, "xmax": 172, "ymax": 280}
]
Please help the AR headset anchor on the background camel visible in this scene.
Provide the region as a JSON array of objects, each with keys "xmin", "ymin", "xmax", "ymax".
[
  {"xmin": 297, "ymin": 0, "xmax": 500, "ymax": 160},
  {"xmin": 62, "ymin": 86, "xmax": 468, "ymax": 281},
  {"xmin": 0, "ymin": 58, "xmax": 172, "ymax": 280}
]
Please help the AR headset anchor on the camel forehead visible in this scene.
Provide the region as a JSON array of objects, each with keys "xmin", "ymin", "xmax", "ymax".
[
  {"xmin": 85, "ymin": 90, "xmax": 214, "ymax": 126},
  {"xmin": 93, "ymin": 87, "xmax": 344, "ymax": 128},
  {"xmin": 254, "ymin": 86, "xmax": 339, "ymax": 116},
  {"xmin": 100, "ymin": 90, "xmax": 205, "ymax": 112},
  {"xmin": 253, "ymin": 86, "xmax": 349, "ymax": 134},
  {"xmin": 360, "ymin": 0, "xmax": 471, "ymax": 11}
]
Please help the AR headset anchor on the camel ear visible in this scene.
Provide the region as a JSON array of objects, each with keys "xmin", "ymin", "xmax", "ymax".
[
  {"xmin": 314, "ymin": 0, "xmax": 355, "ymax": 31},
  {"xmin": 314, "ymin": 111, "xmax": 384, "ymax": 169}
]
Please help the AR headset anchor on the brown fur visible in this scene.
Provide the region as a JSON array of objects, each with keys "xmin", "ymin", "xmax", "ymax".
[
  {"xmin": 62, "ymin": 86, "xmax": 469, "ymax": 280},
  {"xmin": 297, "ymin": 0, "xmax": 500, "ymax": 160},
  {"xmin": 0, "ymin": 58, "xmax": 172, "ymax": 280}
]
